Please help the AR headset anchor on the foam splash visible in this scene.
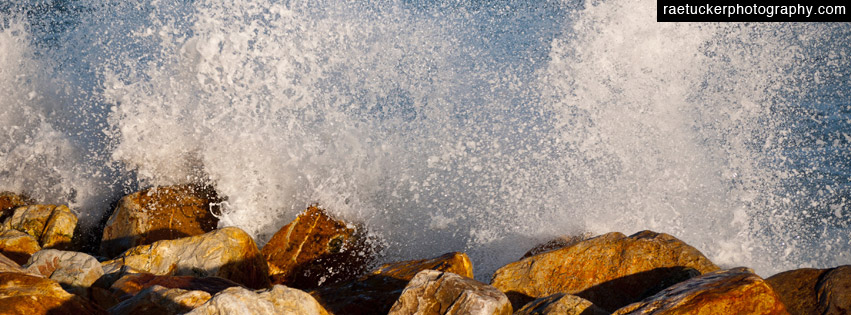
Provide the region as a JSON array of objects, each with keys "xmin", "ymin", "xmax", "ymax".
[{"xmin": 1, "ymin": 0, "xmax": 849, "ymax": 279}]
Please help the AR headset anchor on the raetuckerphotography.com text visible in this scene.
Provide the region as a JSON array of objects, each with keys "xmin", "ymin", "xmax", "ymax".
[{"xmin": 658, "ymin": 1, "xmax": 850, "ymax": 22}]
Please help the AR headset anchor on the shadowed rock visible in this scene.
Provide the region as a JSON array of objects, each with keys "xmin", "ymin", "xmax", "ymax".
[
  {"xmin": 107, "ymin": 285, "xmax": 212, "ymax": 315},
  {"xmin": 816, "ymin": 265, "xmax": 851, "ymax": 315},
  {"xmin": 766, "ymin": 267, "xmax": 829, "ymax": 315},
  {"xmin": 0, "ymin": 229, "xmax": 40, "ymax": 265},
  {"xmin": 613, "ymin": 267, "xmax": 788, "ymax": 315},
  {"xmin": 515, "ymin": 293, "xmax": 609, "ymax": 315},
  {"xmin": 0, "ymin": 272, "xmax": 105, "ymax": 314},
  {"xmin": 311, "ymin": 252, "xmax": 475, "ymax": 315},
  {"xmin": 0, "ymin": 192, "xmax": 33, "ymax": 222}
]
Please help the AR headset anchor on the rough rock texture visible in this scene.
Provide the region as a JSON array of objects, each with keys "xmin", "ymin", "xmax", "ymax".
[
  {"xmin": 491, "ymin": 231, "xmax": 719, "ymax": 311},
  {"xmin": 187, "ymin": 285, "xmax": 329, "ymax": 315},
  {"xmin": 110, "ymin": 273, "xmax": 241, "ymax": 302},
  {"xmin": 0, "ymin": 272, "xmax": 104, "ymax": 314},
  {"xmin": 372, "ymin": 252, "xmax": 473, "ymax": 279},
  {"xmin": 0, "ymin": 253, "xmax": 25, "ymax": 273},
  {"xmin": 24, "ymin": 249, "xmax": 104, "ymax": 297},
  {"xmin": 261, "ymin": 205, "xmax": 373, "ymax": 289},
  {"xmin": 0, "ymin": 229, "xmax": 41, "ymax": 265},
  {"xmin": 3, "ymin": 204, "xmax": 77, "ymax": 250},
  {"xmin": 107, "ymin": 285, "xmax": 211, "ymax": 315},
  {"xmin": 311, "ymin": 252, "xmax": 476, "ymax": 314},
  {"xmin": 100, "ymin": 185, "xmax": 221, "ymax": 258},
  {"xmin": 816, "ymin": 265, "xmax": 851, "ymax": 315},
  {"xmin": 612, "ymin": 267, "xmax": 788, "ymax": 315},
  {"xmin": 765, "ymin": 268, "xmax": 829, "ymax": 315},
  {"xmin": 107, "ymin": 227, "xmax": 270, "ymax": 289},
  {"xmin": 522, "ymin": 233, "xmax": 592, "ymax": 259},
  {"xmin": 515, "ymin": 293, "xmax": 610, "ymax": 315},
  {"xmin": 388, "ymin": 270, "xmax": 512, "ymax": 315},
  {"xmin": 0, "ymin": 192, "xmax": 32, "ymax": 222}
]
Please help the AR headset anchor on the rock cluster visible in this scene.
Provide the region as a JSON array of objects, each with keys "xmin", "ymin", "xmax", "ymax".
[{"xmin": 0, "ymin": 187, "xmax": 844, "ymax": 314}]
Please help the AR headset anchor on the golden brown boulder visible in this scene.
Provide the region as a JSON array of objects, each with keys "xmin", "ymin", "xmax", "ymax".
[
  {"xmin": 515, "ymin": 293, "xmax": 609, "ymax": 315},
  {"xmin": 0, "ymin": 192, "xmax": 32, "ymax": 222},
  {"xmin": 816, "ymin": 265, "xmax": 851, "ymax": 315},
  {"xmin": 311, "ymin": 252, "xmax": 475, "ymax": 315},
  {"xmin": 0, "ymin": 229, "xmax": 41, "ymax": 265},
  {"xmin": 0, "ymin": 272, "xmax": 105, "ymax": 314},
  {"xmin": 100, "ymin": 185, "xmax": 221, "ymax": 258},
  {"xmin": 766, "ymin": 268, "xmax": 829, "ymax": 315},
  {"xmin": 613, "ymin": 267, "xmax": 788, "ymax": 315},
  {"xmin": 187, "ymin": 285, "xmax": 330, "ymax": 315},
  {"xmin": 4, "ymin": 204, "xmax": 77, "ymax": 250},
  {"xmin": 490, "ymin": 231, "xmax": 719, "ymax": 311},
  {"xmin": 107, "ymin": 227, "xmax": 269, "ymax": 289},
  {"xmin": 107, "ymin": 285, "xmax": 212, "ymax": 315},
  {"xmin": 388, "ymin": 270, "xmax": 512, "ymax": 315},
  {"xmin": 261, "ymin": 205, "xmax": 372, "ymax": 289}
]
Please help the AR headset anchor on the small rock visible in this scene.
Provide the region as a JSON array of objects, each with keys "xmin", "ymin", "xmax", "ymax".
[
  {"xmin": 187, "ymin": 285, "xmax": 329, "ymax": 315},
  {"xmin": 110, "ymin": 273, "xmax": 241, "ymax": 302},
  {"xmin": 0, "ymin": 272, "xmax": 105, "ymax": 314},
  {"xmin": 0, "ymin": 252, "xmax": 25, "ymax": 273},
  {"xmin": 3, "ymin": 204, "xmax": 77, "ymax": 250},
  {"xmin": 612, "ymin": 267, "xmax": 788, "ymax": 315},
  {"xmin": 107, "ymin": 285, "xmax": 212, "ymax": 315},
  {"xmin": 816, "ymin": 265, "xmax": 851, "ymax": 315},
  {"xmin": 766, "ymin": 267, "xmax": 829, "ymax": 315},
  {"xmin": 0, "ymin": 229, "xmax": 41, "ymax": 265},
  {"xmin": 107, "ymin": 227, "xmax": 270, "ymax": 289},
  {"xmin": 515, "ymin": 293, "xmax": 609, "ymax": 315},
  {"xmin": 0, "ymin": 192, "xmax": 32, "ymax": 222},
  {"xmin": 311, "ymin": 252, "xmax": 475, "ymax": 314},
  {"xmin": 491, "ymin": 231, "xmax": 718, "ymax": 311},
  {"xmin": 389, "ymin": 270, "xmax": 512, "ymax": 315},
  {"xmin": 261, "ymin": 205, "xmax": 373, "ymax": 289},
  {"xmin": 100, "ymin": 185, "xmax": 221, "ymax": 258},
  {"xmin": 24, "ymin": 249, "xmax": 104, "ymax": 297}
]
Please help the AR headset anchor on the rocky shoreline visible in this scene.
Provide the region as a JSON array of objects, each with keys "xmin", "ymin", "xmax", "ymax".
[{"xmin": 0, "ymin": 186, "xmax": 846, "ymax": 314}]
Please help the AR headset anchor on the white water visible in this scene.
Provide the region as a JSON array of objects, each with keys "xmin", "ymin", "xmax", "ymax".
[{"xmin": 2, "ymin": 0, "xmax": 849, "ymax": 279}]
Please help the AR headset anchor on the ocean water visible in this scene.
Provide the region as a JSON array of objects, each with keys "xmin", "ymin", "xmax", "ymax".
[{"xmin": 1, "ymin": 0, "xmax": 849, "ymax": 280}]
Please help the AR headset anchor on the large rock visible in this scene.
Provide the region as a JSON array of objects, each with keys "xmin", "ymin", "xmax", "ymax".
[
  {"xmin": 24, "ymin": 249, "xmax": 104, "ymax": 297},
  {"xmin": 612, "ymin": 267, "xmax": 788, "ymax": 315},
  {"xmin": 311, "ymin": 252, "xmax": 475, "ymax": 314},
  {"xmin": 491, "ymin": 231, "xmax": 719, "ymax": 311},
  {"xmin": 389, "ymin": 270, "xmax": 512, "ymax": 315},
  {"xmin": 187, "ymin": 285, "xmax": 329, "ymax": 315},
  {"xmin": 766, "ymin": 267, "xmax": 829, "ymax": 315},
  {"xmin": 107, "ymin": 285, "xmax": 212, "ymax": 315},
  {"xmin": 261, "ymin": 205, "xmax": 373, "ymax": 289},
  {"xmin": 816, "ymin": 265, "xmax": 851, "ymax": 315},
  {"xmin": 0, "ymin": 192, "xmax": 32, "ymax": 222},
  {"xmin": 0, "ymin": 229, "xmax": 41, "ymax": 265},
  {"xmin": 0, "ymin": 252, "xmax": 25, "ymax": 273},
  {"xmin": 515, "ymin": 293, "xmax": 609, "ymax": 315},
  {"xmin": 107, "ymin": 227, "xmax": 270, "ymax": 289},
  {"xmin": 0, "ymin": 272, "xmax": 104, "ymax": 314},
  {"xmin": 100, "ymin": 185, "xmax": 221, "ymax": 258},
  {"xmin": 3, "ymin": 204, "xmax": 77, "ymax": 250}
]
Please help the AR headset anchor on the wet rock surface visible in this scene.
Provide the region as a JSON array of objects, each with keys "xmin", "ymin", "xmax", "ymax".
[
  {"xmin": 24, "ymin": 249, "xmax": 104, "ymax": 297},
  {"xmin": 100, "ymin": 185, "xmax": 221, "ymax": 258},
  {"xmin": 388, "ymin": 270, "xmax": 512, "ymax": 315},
  {"xmin": 187, "ymin": 285, "xmax": 329, "ymax": 315},
  {"xmin": 261, "ymin": 205, "xmax": 373, "ymax": 290},
  {"xmin": 515, "ymin": 293, "xmax": 610, "ymax": 315}
]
